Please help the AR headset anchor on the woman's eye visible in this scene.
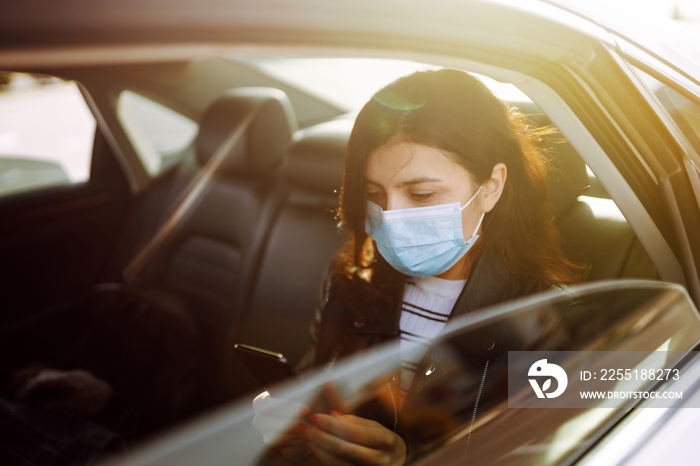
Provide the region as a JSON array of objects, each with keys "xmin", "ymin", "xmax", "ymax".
[
  {"xmin": 411, "ymin": 192, "xmax": 436, "ymax": 201},
  {"xmin": 367, "ymin": 191, "xmax": 383, "ymax": 200}
]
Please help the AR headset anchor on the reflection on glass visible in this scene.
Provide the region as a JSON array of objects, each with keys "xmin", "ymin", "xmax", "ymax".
[
  {"xmin": 260, "ymin": 282, "xmax": 700, "ymax": 465},
  {"xmin": 111, "ymin": 282, "xmax": 700, "ymax": 466}
]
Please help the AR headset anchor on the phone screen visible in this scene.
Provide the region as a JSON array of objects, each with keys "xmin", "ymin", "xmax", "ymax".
[{"xmin": 234, "ymin": 343, "xmax": 296, "ymax": 389}]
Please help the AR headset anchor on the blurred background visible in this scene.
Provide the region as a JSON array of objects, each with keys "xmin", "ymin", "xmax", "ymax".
[{"xmin": 611, "ymin": 0, "xmax": 700, "ymax": 35}]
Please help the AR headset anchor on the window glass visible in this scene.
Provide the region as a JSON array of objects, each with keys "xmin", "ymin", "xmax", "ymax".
[
  {"xmin": 114, "ymin": 282, "xmax": 700, "ymax": 465},
  {"xmin": 630, "ymin": 66, "xmax": 700, "ymax": 164},
  {"xmin": 246, "ymin": 58, "xmax": 531, "ymax": 112},
  {"xmin": 288, "ymin": 283, "xmax": 697, "ymax": 465},
  {"xmin": 663, "ymin": 87, "xmax": 700, "ymax": 153},
  {"xmin": 402, "ymin": 283, "xmax": 697, "ymax": 464},
  {"xmin": 117, "ymin": 91, "xmax": 198, "ymax": 176},
  {"xmin": 0, "ymin": 72, "xmax": 95, "ymax": 198}
]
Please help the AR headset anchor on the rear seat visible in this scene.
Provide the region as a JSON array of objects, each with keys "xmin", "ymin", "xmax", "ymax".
[
  {"xmin": 236, "ymin": 118, "xmax": 352, "ymax": 366},
  {"xmin": 156, "ymin": 87, "xmax": 297, "ymax": 340},
  {"xmin": 133, "ymin": 87, "xmax": 298, "ymax": 404}
]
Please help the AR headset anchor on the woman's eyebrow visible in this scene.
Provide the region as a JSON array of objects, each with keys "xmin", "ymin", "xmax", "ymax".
[
  {"xmin": 364, "ymin": 176, "xmax": 443, "ymax": 188},
  {"xmin": 397, "ymin": 176, "xmax": 442, "ymax": 187}
]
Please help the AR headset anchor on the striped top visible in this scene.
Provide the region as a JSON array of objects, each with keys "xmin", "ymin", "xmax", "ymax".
[{"xmin": 399, "ymin": 276, "xmax": 466, "ymax": 400}]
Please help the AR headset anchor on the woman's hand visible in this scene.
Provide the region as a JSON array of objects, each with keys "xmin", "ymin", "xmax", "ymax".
[
  {"xmin": 252, "ymin": 391, "xmax": 311, "ymax": 461},
  {"xmin": 301, "ymin": 410, "xmax": 406, "ymax": 466}
]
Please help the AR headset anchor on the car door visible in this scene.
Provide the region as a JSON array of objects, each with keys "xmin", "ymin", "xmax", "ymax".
[
  {"xmin": 613, "ymin": 50, "xmax": 700, "ymax": 302},
  {"xmin": 104, "ymin": 279, "xmax": 700, "ymax": 465},
  {"xmin": 0, "ymin": 71, "xmax": 131, "ymax": 338}
]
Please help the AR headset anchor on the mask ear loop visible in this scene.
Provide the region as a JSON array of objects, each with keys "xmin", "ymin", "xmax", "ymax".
[
  {"xmin": 460, "ymin": 185, "xmax": 485, "ymax": 239},
  {"xmin": 470, "ymin": 212, "xmax": 486, "ymax": 238},
  {"xmin": 459, "ymin": 185, "xmax": 483, "ymax": 212}
]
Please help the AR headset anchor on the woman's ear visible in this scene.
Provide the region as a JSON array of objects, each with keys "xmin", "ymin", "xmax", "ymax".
[{"xmin": 481, "ymin": 163, "xmax": 507, "ymax": 213}]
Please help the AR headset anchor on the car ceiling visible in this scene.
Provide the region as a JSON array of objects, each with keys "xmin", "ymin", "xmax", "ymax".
[
  {"xmin": 3, "ymin": 0, "xmax": 698, "ymax": 86},
  {"xmin": 2, "ymin": 0, "xmax": 601, "ymax": 67}
]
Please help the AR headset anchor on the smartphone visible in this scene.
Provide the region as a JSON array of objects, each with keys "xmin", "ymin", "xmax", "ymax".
[{"xmin": 234, "ymin": 343, "xmax": 296, "ymax": 389}]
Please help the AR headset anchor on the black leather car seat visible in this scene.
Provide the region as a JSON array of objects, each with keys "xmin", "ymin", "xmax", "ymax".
[
  {"xmin": 160, "ymin": 87, "xmax": 297, "ymax": 337},
  {"xmin": 133, "ymin": 87, "xmax": 299, "ymax": 405},
  {"xmin": 235, "ymin": 118, "xmax": 351, "ymax": 366}
]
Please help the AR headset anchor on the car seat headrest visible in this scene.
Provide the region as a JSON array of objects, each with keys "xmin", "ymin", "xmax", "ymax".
[
  {"xmin": 286, "ymin": 118, "xmax": 353, "ymax": 196},
  {"xmin": 196, "ymin": 87, "xmax": 297, "ymax": 176}
]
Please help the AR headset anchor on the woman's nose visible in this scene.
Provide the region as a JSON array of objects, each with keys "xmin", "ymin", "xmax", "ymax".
[{"xmin": 385, "ymin": 194, "xmax": 407, "ymax": 211}]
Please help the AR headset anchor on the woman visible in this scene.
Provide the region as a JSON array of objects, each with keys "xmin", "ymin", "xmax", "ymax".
[{"xmin": 254, "ymin": 68, "xmax": 582, "ymax": 465}]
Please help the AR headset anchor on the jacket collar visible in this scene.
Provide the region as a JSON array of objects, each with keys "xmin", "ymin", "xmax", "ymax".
[
  {"xmin": 451, "ymin": 248, "xmax": 521, "ymax": 319},
  {"xmin": 363, "ymin": 248, "xmax": 523, "ymax": 336}
]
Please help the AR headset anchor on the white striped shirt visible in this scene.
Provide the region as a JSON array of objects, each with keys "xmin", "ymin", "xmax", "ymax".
[{"xmin": 399, "ymin": 276, "xmax": 466, "ymax": 399}]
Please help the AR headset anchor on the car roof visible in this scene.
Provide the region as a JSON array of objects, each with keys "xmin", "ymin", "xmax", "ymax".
[
  {"xmin": 543, "ymin": 0, "xmax": 700, "ymax": 84},
  {"xmin": 2, "ymin": 0, "xmax": 698, "ymax": 79}
]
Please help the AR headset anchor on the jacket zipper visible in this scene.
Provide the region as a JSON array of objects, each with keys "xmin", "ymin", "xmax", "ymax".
[{"xmin": 387, "ymin": 379, "xmax": 398, "ymax": 432}]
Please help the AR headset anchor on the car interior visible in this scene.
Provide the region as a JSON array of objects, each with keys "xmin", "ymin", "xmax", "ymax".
[{"xmin": 0, "ymin": 56, "xmax": 662, "ymax": 448}]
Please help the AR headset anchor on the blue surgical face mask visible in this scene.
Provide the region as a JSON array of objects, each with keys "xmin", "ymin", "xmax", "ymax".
[{"xmin": 365, "ymin": 186, "xmax": 484, "ymax": 278}]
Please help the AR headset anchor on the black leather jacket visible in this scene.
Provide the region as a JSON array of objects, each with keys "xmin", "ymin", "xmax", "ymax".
[
  {"xmin": 299, "ymin": 249, "xmax": 561, "ymax": 461},
  {"xmin": 304, "ymin": 249, "xmax": 554, "ymax": 365}
]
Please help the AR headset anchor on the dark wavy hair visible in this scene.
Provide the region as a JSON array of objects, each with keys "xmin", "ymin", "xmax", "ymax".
[{"xmin": 333, "ymin": 68, "xmax": 582, "ymax": 311}]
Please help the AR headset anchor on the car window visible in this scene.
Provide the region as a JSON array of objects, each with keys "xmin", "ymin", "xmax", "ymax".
[
  {"xmin": 282, "ymin": 283, "xmax": 696, "ymax": 465},
  {"xmin": 406, "ymin": 281, "xmax": 700, "ymax": 464},
  {"xmin": 0, "ymin": 72, "xmax": 95, "ymax": 198},
  {"xmin": 117, "ymin": 90, "xmax": 198, "ymax": 176},
  {"xmin": 663, "ymin": 88, "xmax": 700, "ymax": 150},
  {"xmin": 110, "ymin": 281, "xmax": 700, "ymax": 465},
  {"xmin": 629, "ymin": 65, "xmax": 700, "ymax": 165},
  {"xmin": 247, "ymin": 58, "xmax": 531, "ymax": 112}
]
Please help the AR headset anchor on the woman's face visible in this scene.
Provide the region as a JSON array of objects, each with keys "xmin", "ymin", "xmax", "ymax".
[{"xmin": 365, "ymin": 141, "xmax": 483, "ymax": 240}]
